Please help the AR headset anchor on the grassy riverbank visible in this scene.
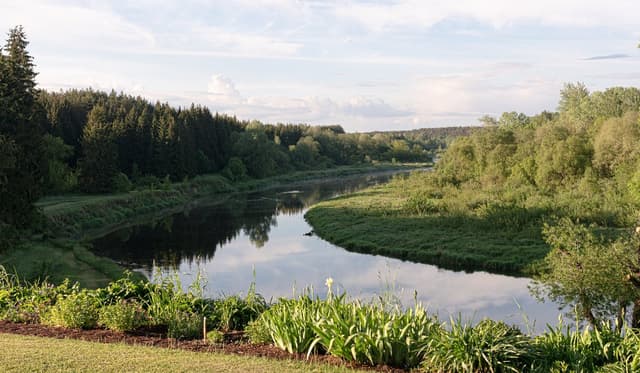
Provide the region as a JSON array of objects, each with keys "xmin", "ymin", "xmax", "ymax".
[
  {"xmin": 305, "ymin": 171, "xmax": 550, "ymax": 275},
  {"xmin": 1, "ymin": 163, "xmax": 422, "ymax": 287},
  {"xmin": 0, "ymin": 333, "xmax": 357, "ymax": 373}
]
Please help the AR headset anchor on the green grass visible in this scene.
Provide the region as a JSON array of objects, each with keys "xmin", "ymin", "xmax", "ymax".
[
  {"xmin": 0, "ymin": 240, "xmax": 130, "ymax": 287},
  {"xmin": 0, "ymin": 333, "xmax": 360, "ymax": 373},
  {"xmin": 305, "ymin": 173, "xmax": 549, "ymax": 275}
]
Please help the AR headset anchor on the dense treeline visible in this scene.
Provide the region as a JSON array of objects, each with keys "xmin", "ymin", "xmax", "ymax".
[
  {"xmin": 0, "ymin": 26, "xmax": 444, "ymax": 250},
  {"xmin": 431, "ymin": 84, "xmax": 640, "ymax": 325},
  {"xmin": 39, "ymin": 90, "xmax": 438, "ymax": 194}
]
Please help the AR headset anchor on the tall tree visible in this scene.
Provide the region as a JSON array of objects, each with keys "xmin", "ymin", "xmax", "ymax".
[{"xmin": 0, "ymin": 26, "xmax": 46, "ymax": 229}]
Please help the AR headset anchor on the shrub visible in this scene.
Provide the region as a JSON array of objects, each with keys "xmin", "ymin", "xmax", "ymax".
[
  {"xmin": 206, "ymin": 330, "xmax": 224, "ymax": 344},
  {"xmin": 245, "ymin": 319, "xmax": 272, "ymax": 344},
  {"xmin": 98, "ymin": 300, "xmax": 148, "ymax": 332},
  {"xmin": 44, "ymin": 291, "xmax": 100, "ymax": 329},
  {"xmin": 167, "ymin": 312, "xmax": 202, "ymax": 339},
  {"xmin": 112, "ymin": 172, "xmax": 133, "ymax": 193},
  {"xmin": 423, "ymin": 318, "xmax": 531, "ymax": 373},
  {"xmin": 211, "ymin": 283, "xmax": 267, "ymax": 331}
]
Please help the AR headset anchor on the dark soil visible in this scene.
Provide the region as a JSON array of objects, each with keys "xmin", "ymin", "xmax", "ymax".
[{"xmin": 0, "ymin": 321, "xmax": 405, "ymax": 372}]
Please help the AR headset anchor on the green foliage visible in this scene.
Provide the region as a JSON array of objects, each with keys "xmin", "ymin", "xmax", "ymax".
[
  {"xmin": 42, "ymin": 134, "xmax": 77, "ymax": 193},
  {"xmin": 531, "ymin": 219, "xmax": 640, "ymax": 326},
  {"xmin": 212, "ymin": 290, "xmax": 267, "ymax": 331},
  {"xmin": 98, "ymin": 299, "xmax": 148, "ymax": 332},
  {"xmin": 530, "ymin": 321, "xmax": 623, "ymax": 372},
  {"xmin": 423, "ymin": 318, "xmax": 531, "ymax": 373},
  {"xmin": 255, "ymin": 293, "xmax": 325, "ymax": 354},
  {"xmin": 311, "ymin": 298, "xmax": 440, "ymax": 368},
  {"xmin": 44, "ymin": 290, "xmax": 100, "ymax": 329},
  {"xmin": 206, "ymin": 329, "xmax": 224, "ymax": 344},
  {"xmin": 221, "ymin": 156, "xmax": 247, "ymax": 181},
  {"xmin": 167, "ymin": 311, "xmax": 202, "ymax": 339},
  {"xmin": 245, "ymin": 319, "xmax": 272, "ymax": 344},
  {"xmin": 0, "ymin": 26, "xmax": 47, "ymax": 228},
  {"xmin": 111, "ymin": 172, "xmax": 132, "ymax": 193}
]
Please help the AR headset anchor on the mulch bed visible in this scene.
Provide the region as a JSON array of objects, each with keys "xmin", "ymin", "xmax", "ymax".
[{"xmin": 0, "ymin": 321, "xmax": 405, "ymax": 372}]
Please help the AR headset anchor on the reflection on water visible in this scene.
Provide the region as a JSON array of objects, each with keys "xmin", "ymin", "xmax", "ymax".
[{"xmin": 91, "ymin": 171, "xmax": 562, "ymax": 332}]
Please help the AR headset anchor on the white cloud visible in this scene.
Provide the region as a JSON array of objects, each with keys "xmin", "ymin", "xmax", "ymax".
[
  {"xmin": 204, "ymin": 75, "xmax": 412, "ymax": 126},
  {"xmin": 207, "ymin": 75, "xmax": 244, "ymax": 107},
  {"xmin": 332, "ymin": 0, "xmax": 640, "ymax": 32},
  {"xmin": 0, "ymin": 1, "xmax": 155, "ymax": 51}
]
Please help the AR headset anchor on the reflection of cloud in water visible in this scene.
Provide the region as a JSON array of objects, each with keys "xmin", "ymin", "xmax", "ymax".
[{"xmin": 171, "ymin": 211, "xmax": 561, "ymax": 332}]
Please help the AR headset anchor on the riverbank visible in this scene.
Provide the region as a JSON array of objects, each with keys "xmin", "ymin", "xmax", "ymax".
[
  {"xmin": 304, "ymin": 171, "xmax": 549, "ymax": 275},
  {"xmin": 1, "ymin": 163, "xmax": 424, "ymax": 287}
]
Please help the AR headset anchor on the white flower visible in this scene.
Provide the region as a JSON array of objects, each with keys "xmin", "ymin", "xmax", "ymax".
[{"xmin": 325, "ymin": 277, "xmax": 334, "ymax": 289}]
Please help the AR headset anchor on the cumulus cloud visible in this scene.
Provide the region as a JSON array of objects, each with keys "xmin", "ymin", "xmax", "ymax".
[
  {"xmin": 205, "ymin": 75, "xmax": 411, "ymax": 123},
  {"xmin": 207, "ymin": 75, "xmax": 244, "ymax": 107}
]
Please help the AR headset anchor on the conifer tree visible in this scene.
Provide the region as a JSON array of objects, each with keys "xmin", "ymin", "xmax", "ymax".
[{"xmin": 0, "ymin": 26, "xmax": 46, "ymax": 229}]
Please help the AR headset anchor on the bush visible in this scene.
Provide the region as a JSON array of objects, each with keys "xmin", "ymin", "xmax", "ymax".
[
  {"xmin": 245, "ymin": 319, "xmax": 271, "ymax": 344},
  {"xmin": 44, "ymin": 291, "xmax": 100, "ymax": 329},
  {"xmin": 206, "ymin": 330, "xmax": 224, "ymax": 344},
  {"xmin": 98, "ymin": 300, "xmax": 148, "ymax": 332},
  {"xmin": 211, "ymin": 285, "xmax": 267, "ymax": 331},
  {"xmin": 112, "ymin": 172, "xmax": 133, "ymax": 193},
  {"xmin": 423, "ymin": 318, "xmax": 530, "ymax": 373},
  {"xmin": 167, "ymin": 312, "xmax": 202, "ymax": 339}
]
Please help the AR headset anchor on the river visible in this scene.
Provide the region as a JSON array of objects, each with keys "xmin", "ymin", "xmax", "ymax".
[{"xmin": 91, "ymin": 171, "xmax": 562, "ymax": 332}]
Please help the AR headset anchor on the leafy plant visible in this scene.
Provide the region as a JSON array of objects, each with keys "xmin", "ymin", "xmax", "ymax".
[
  {"xmin": 44, "ymin": 290, "xmax": 100, "ymax": 329},
  {"xmin": 423, "ymin": 318, "xmax": 531, "ymax": 373},
  {"xmin": 530, "ymin": 320, "xmax": 623, "ymax": 372},
  {"xmin": 310, "ymin": 299, "xmax": 440, "ymax": 368},
  {"xmin": 167, "ymin": 312, "xmax": 202, "ymax": 340},
  {"xmin": 98, "ymin": 300, "xmax": 148, "ymax": 332},
  {"xmin": 255, "ymin": 293, "xmax": 325, "ymax": 354},
  {"xmin": 206, "ymin": 330, "xmax": 224, "ymax": 344},
  {"xmin": 245, "ymin": 319, "xmax": 271, "ymax": 344}
]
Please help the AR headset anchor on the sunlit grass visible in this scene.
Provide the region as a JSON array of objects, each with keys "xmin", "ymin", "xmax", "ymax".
[{"xmin": 0, "ymin": 333, "xmax": 359, "ymax": 373}]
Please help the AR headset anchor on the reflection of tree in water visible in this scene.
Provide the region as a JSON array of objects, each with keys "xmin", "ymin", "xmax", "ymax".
[{"xmin": 90, "ymin": 172, "xmax": 399, "ymax": 271}]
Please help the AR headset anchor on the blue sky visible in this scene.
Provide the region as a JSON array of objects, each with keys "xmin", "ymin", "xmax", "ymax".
[{"xmin": 2, "ymin": 1, "xmax": 639, "ymax": 131}]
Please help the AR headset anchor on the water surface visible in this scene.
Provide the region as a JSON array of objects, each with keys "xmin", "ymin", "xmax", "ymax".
[{"xmin": 91, "ymin": 172, "xmax": 562, "ymax": 332}]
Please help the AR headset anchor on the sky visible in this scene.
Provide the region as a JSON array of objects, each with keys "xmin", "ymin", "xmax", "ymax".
[{"xmin": 2, "ymin": 1, "xmax": 639, "ymax": 132}]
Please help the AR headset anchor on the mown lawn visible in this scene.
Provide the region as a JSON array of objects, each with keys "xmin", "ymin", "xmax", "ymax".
[{"xmin": 0, "ymin": 333, "xmax": 360, "ymax": 373}]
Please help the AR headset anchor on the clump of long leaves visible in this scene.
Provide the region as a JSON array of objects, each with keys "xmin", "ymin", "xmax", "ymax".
[
  {"xmin": 255, "ymin": 292, "xmax": 326, "ymax": 354},
  {"xmin": 423, "ymin": 318, "xmax": 531, "ymax": 373},
  {"xmin": 211, "ymin": 280, "xmax": 267, "ymax": 331},
  {"xmin": 310, "ymin": 297, "xmax": 441, "ymax": 368},
  {"xmin": 530, "ymin": 320, "xmax": 624, "ymax": 372}
]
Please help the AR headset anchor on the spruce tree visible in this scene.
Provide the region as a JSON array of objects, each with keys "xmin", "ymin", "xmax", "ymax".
[{"xmin": 0, "ymin": 26, "xmax": 46, "ymax": 229}]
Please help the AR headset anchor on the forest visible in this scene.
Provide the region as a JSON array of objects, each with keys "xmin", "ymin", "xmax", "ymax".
[{"xmin": 0, "ymin": 26, "xmax": 452, "ymax": 252}]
